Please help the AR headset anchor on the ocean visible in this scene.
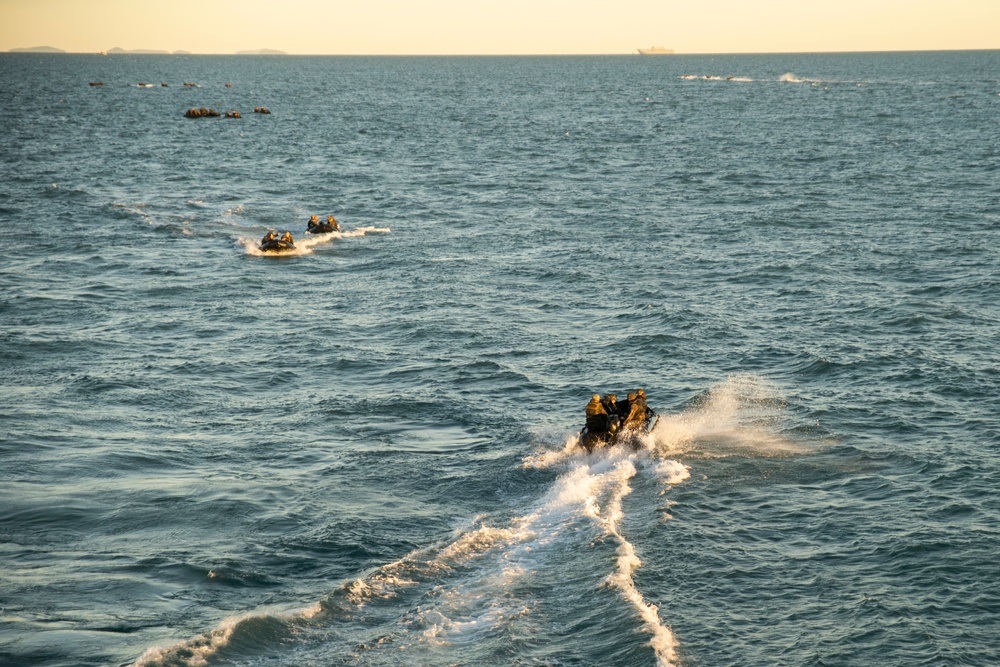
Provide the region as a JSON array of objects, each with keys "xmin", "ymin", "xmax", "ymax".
[{"xmin": 1, "ymin": 50, "xmax": 998, "ymax": 667}]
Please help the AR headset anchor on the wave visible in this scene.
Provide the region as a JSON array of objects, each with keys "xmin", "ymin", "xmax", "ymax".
[
  {"xmin": 131, "ymin": 603, "xmax": 322, "ymax": 667},
  {"xmin": 240, "ymin": 226, "xmax": 390, "ymax": 256},
  {"xmin": 780, "ymin": 72, "xmax": 822, "ymax": 84},
  {"xmin": 650, "ymin": 374, "xmax": 807, "ymax": 459}
]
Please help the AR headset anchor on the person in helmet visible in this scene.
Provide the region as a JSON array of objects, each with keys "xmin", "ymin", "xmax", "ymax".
[
  {"xmin": 307, "ymin": 215, "xmax": 320, "ymax": 231},
  {"xmin": 260, "ymin": 230, "xmax": 276, "ymax": 245},
  {"xmin": 636, "ymin": 389, "xmax": 650, "ymax": 417},
  {"xmin": 585, "ymin": 394, "xmax": 609, "ymax": 433},
  {"xmin": 326, "ymin": 215, "xmax": 340, "ymax": 231},
  {"xmin": 623, "ymin": 389, "xmax": 649, "ymax": 430},
  {"xmin": 280, "ymin": 231, "xmax": 295, "ymax": 246}
]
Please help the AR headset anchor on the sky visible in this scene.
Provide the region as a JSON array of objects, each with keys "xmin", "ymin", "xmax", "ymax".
[{"xmin": 1, "ymin": 0, "xmax": 998, "ymax": 55}]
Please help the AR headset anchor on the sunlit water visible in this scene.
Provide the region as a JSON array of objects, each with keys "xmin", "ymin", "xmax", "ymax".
[{"xmin": 1, "ymin": 51, "xmax": 999, "ymax": 667}]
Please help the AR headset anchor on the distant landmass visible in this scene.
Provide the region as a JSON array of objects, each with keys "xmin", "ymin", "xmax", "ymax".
[
  {"xmin": 9, "ymin": 46, "xmax": 65, "ymax": 53},
  {"xmin": 235, "ymin": 48, "xmax": 286, "ymax": 55},
  {"xmin": 10, "ymin": 46, "xmax": 288, "ymax": 56},
  {"xmin": 7, "ymin": 46, "xmax": 287, "ymax": 55}
]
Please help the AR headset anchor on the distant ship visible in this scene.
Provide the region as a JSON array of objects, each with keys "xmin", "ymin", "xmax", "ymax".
[{"xmin": 637, "ymin": 46, "xmax": 674, "ymax": 55}]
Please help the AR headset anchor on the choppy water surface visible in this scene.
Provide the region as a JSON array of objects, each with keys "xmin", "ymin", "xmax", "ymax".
[{"xmin": 1, "ymin": 51, "xmax": 999, "ymax": 667}]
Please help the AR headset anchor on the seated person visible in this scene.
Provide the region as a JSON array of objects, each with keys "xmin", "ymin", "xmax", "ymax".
[
  {"xmin": 623, "ymin": 389, "xmax": 649, "ymax": 430},
  {"xmin": 326, "ymin": 215, "xmax": 340, "ymax": 231},
  {"xmin": 585, "ymin": 394, "xmax": 609, "ymax": 432},
  {"xmin": 636, "ymin": 388, "xmax": 653, "ymax": 418},
  {"xmin": 280, "ymin": 231, "xmax": 294, "ymax": 245},
  {"xmin": 307, "ymin": 215, "xmax": 319, "ymax": 230},
  {"xmin": 601, "ymin": 394, "xmax": 621, "ymax": 434},
  {"xmin": 261, "ymin": 230, "xmax": 276, "ymax": 245}
]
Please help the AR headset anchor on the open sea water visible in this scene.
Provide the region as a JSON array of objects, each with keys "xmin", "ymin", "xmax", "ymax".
[{"xmin": 1, "ymin": 51, "xmax": 999, "ymax": 667}]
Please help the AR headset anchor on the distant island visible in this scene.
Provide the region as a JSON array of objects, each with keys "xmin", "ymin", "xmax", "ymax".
[
  {"xmin": 9, "ymin": 46, "xmax": 65, "ymax": 53},
  {"xmin": 7, "ymin": 46, "xmax": 285, "ymax": 55}
]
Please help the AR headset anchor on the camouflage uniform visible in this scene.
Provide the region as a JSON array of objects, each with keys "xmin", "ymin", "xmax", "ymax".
[
  {"xmin": 585, "ymin": 394, "xmax": 609, "ymax": 432},
  {"xmin": 623, "ymin": 390, "xmax": 647, "ymax": 430}
]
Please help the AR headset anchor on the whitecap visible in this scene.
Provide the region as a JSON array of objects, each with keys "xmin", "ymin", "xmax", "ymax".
[{"xmin": 780, "ymin": 72, "xmax": 821, "ymax": 84}]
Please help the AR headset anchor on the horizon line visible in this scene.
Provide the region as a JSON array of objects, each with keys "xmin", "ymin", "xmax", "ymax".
[{"xmin": 6, "ymin": 47, "xmax": 1000, "ymax": 57}]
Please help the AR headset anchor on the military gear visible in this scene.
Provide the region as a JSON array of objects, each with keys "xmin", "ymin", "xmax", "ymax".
[
  {"xmin": 585, "ymin": 395, "xmax": 609, "ymax": 432},
  {"xmin": 623, "ymin": 390, "xmax": 648, "ymax": 430}
]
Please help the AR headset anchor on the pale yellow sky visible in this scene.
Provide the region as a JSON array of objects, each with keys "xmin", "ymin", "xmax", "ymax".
[{"xmin": 1, "ymin": 0, "xmax": 998, "ymax": 55}]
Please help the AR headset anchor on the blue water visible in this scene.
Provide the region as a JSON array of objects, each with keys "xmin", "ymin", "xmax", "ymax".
[{"xmin": 1, "ymin": 51, "xmax": 999, "ymax": 667}]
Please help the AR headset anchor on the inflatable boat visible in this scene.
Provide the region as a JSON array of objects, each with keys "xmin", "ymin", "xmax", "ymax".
[
  {"xmin": 578, "ymin": 392, "xmax": 657, "ymax": 452},
  {"xmin": 259, "ymin": 239, "xmax": 295, "ymax": 253}
]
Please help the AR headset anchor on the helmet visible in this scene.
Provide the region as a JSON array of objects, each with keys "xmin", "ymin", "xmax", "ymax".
[
  {"xmin": 627, "ymin": 392, "xmax": 636, "ymax": 401},
  {"xmin": 637, "ymin": 388, "xmax": 645, "ymax": 397},
  {"xmin": 592, "ymin": 394, "xmax": 601, "ymax": 401}
]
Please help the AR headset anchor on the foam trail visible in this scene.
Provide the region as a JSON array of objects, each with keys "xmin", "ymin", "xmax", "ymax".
[
  {"xmin": 596, "ymin": 458, "xmax": 682, "ymax": 667},
  {"xmin": 136, "ymin": 430, "xmax": 686, "ymax": 665},
  {"xmin": 525, "ymin": 445, "xmax": 686, "ymax": 665},
  {"xmin": 240, "ymin": 226, "xmax": 390, "ymax": 256},
  {"xmin": 353, "ymin": 448, "xmax": 688, "ymax": 662}
]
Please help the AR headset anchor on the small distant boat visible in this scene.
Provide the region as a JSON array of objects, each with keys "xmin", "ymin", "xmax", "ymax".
[
  {"xmin": 637, "ymin": 46, "xmax": 674, "ymax": 55},
  {"xmin": 306, "ymin": 216, "xmax": 340, "ymax": 234}
]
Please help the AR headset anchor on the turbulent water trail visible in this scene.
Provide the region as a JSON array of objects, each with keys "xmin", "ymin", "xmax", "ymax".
[
  {"xmin": 131, "ymin": 375, "xmax": 798, "ymax": 667},
  {"xmin": 595, "ymin": 455, "xmax": 687, "ymax": 667},
  {"xmin": 134, "ymin": 444, "xmax": 691, "ymax": 667},
  {"xmin": 239, "ymin": 226, "xmax": 391, "ymax": 256}
]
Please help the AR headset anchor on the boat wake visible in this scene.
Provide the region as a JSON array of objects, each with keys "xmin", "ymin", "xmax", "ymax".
[
  {"xmin": 134, "ymin": 447, "xmax": 688, "ymax": 667},
  {"xmin": 779, "ymin": 72, "xmax": 823, "ymax": 84},
  {"xmin": 678, "ymin": 73, "xmax": 824, "ymax": 84},
  {"xmin": 132, "ymin": 375, "xmax": 797, "ymax": 667},
  {"xmin": 240, "ymin": 226, "xmax": 390, "ymax": 256}
]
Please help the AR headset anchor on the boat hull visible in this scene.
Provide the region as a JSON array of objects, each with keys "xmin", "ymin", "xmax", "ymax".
[
  {"xmin": 259, "ymin": 240, "xmax": 295, "ymax": 253},
  {"xmin": 579, "ymin": 414, "xmax": 657, "ymax": 452},
  {"xmin": 306, "ymin": 224, "xmax": 338, "ymax": 234}
]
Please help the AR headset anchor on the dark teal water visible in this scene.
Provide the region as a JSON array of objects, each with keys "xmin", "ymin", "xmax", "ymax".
[{"xmin": 1, "ymin": 51, "xmax": 999, "ymax": 667}]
